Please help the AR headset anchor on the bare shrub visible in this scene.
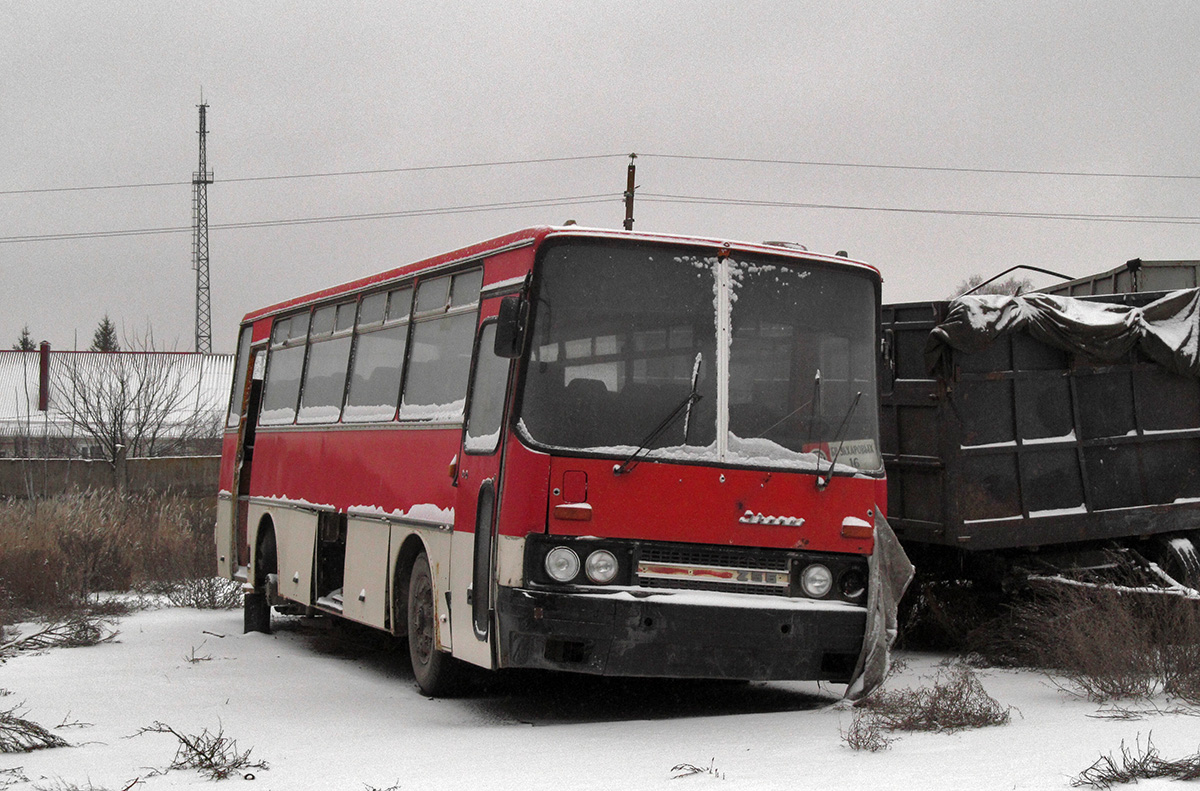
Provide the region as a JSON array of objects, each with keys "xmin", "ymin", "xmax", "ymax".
[
  {"xmin": 841, "ymin": 714, "xmax": 895, "ymax": 752},
  {"xmin": 0, "ymin": 616, "xmax": 117, "ymax": 662},
  {"xmin": 1001, "ymin": 581, "xmax": 1200, "ymax": 703},
  {"xmin": 162, "ymin": 577, "xmax": 241, "ymax": 610},
  {"xmin": 1073, "ymin": 734, "xmax": 1200, "ymax": 788},
  {"xmin": 845, "ymin": 664, "xmax": 1011, "ymax": 750},
  {"xmin": 897, "ymin": 578, "xmax": 1005, "ymax": 653},
  {"xmin": 0, "ymin": 704, "xmax": 69, "ymax": 753},
  {"xmin": 32, "ymin": 779, "xmax": 134, "ymax": 791},
  {"xmin": 135, "ymin": 721, "xmax": 267, "ymax": 781},
  {"xmin": 670, "ymin": 759, "xmax": 725, "ymax": 780},
  {"xmin": 2, "ymin": 767, "xmax": 31, "ymax": 788}
]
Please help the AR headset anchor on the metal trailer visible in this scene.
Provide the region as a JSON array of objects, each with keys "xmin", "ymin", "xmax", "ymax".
[
  {"xmin": 880, "ymin": 291, "xmax": 1200, "ymax": 585},
  {"xmin": 1039, "ymin": 258, "xmax": 1200, "ymax": 298}
]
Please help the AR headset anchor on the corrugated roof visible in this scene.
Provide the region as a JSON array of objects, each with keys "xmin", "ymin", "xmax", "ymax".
[{"xmin": 0, "ymin": 351, "xmax": 234, "ymax": 439}]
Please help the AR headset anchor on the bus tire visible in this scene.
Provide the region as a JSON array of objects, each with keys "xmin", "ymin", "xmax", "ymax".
[
  {"xmin": 407, "ymin": 552, "xmax": 460, "ymax": 697},
  {"xmin": 246, "ymin": 525, "xmax": 277, "ymax": 635}
]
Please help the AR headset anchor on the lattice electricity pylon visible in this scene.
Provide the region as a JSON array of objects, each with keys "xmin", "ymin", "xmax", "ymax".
[{"xmin": 192, "ymin": 100, "xmax": 214, "ymax": 354}]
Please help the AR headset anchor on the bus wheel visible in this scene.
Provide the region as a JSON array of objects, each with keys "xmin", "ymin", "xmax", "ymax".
[
  {"xmin": 407, "ymin": 552, "xmax": 460, "ymax": 696},
  {"xmin": 245, "ymin": 527, "xmax": 277, "ymax": 635}
]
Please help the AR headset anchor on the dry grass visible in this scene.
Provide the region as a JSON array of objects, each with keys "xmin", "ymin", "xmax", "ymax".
[
  {"xmin": 995, "ymin": 581, "xmax": 1200, "ymax": 704},
  {"xmin": 0, "ymin": 490, "xmax": 217, "ymax": 622},
  {"xmin": 844, "ymin": 664, "xmax": 1011, "ymax": 751},
  {"xmin": 1073, "ymin": 734, "xmax": 1200, "ymax": 788}
]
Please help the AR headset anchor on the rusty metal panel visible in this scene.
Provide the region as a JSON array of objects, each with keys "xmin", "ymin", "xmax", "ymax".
[{"xmin": 882, "ymin": 292, "xmax": 1200, "ymax": 553}]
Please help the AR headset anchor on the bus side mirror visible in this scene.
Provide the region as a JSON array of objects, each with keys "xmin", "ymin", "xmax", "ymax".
[{"xmin": 494, "ymin": 295, "xmax": 526, "ymax": 359}]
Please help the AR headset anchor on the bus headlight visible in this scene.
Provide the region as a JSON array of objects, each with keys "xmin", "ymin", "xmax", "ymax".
[
  {"xmin": 840, "ymin": 568, "xmax": 867, "ymax": 600},
  {"xmin": 544, "ymin": 546, "xmax": 581, "ymax": 582},
  {"xmin": 585, "ymin": 550, "xmax": 618, "ymax": 583},
  {"xmin": 799, "ymin": 564, "xmax": 833, "ymax": 598}
]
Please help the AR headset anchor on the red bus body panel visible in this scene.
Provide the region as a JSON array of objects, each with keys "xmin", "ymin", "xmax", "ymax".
[{"xmin": 545, "ymin": 456, "xmax": 876, "ymax": 555}]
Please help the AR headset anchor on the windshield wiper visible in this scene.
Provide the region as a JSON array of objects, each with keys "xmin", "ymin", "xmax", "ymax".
[
  {"xmin": 816, "ymin": 390, "xmax": 862, "ymax": 490},
  {"xmin": 614, "ymin": 353, "xmax": 703, "ymax": 476}
]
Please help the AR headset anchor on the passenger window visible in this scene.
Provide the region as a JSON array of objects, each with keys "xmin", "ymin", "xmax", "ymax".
[
  {"xmin": 387, "ymin": 287, "xmax": 413, "ymax": 321},
  {"xmin": 335, "ymin": 302, "xmax": 355, "ymax": 332},
  {"xmin": 465, "ymin": 324, "xmax": 509, "ymax": 454},
  {"xmin": 451, "ymin": 270, "xmax": 484, "ymax": 307},
  {"xmin": 225, "ymin": 325, "xmax": 254, "ymax": 429},
  {"xmin": 358, "ymin": 292, "xmax": 387, "ymax": 327},
  {"xmin": 400, "ymin": 312, "xmax": 476, "ymax": 420},
  {"xmin": 345, "ymin": 283, "xmax": 413, "ymax": 423},
  {"xmin": 399, "ymin": 269, "xmax": 482, "ymax": 421},
  {"xmin": 260, "ymin": 312, "xmax": 309, "ymax": 426},
  {"xmin": 310, "ymin": 305, "xmax": 336, "ymax": 337},
  {"xmin": 297, "ymin": 335, "xmax": 352, "ymax": 423},
  {"xmin": 345, "ymin": 322, "xmax": 409, "ymax": 422},
  {"xmin": 415, "ymin": 276, "xmax": 451, "ymax": 314}
]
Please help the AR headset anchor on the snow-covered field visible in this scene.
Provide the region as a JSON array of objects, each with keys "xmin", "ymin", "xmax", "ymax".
[{"xmin": 3, "ymin": 606, "xmax": 1197, "ymax": 790}]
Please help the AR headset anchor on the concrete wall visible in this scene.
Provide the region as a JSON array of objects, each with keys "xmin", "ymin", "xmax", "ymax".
[{"xmin": 0, "ymin": 456, "xmax": 220, "ymax": 499}]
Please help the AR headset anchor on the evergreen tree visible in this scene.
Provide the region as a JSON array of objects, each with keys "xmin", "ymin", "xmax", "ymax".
[
  {"xmin": 13, "ymin": 325, "xmax": 36, "ymax": 351},
  {"xmin": 91, "ymin": 315, "xmax": 121, "ymax": 352}
]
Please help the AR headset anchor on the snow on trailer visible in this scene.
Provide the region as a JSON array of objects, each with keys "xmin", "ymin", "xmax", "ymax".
[{"xmin": 881, "ymin": 288, "xmax": 1200, "ymax": 590}]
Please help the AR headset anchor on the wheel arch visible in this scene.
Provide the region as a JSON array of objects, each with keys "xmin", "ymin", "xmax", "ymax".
[
  {"xmin": 392, "ymin": 533, "xmax": 429, "ymax": 636},
  {"xmin": 253, "ymin": 513, "xmax": 278, "ymax": 589}
]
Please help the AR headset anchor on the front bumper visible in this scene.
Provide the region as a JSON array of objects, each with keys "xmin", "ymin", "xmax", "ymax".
[{"xmin": 496, "ymin": 586, "xmax": 866, "ymax": 682}]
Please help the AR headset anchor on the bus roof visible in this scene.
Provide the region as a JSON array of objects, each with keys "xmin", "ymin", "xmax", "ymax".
[{"xmin": 241, "ymin": 226, "xmax": 880, "ymax": 325}]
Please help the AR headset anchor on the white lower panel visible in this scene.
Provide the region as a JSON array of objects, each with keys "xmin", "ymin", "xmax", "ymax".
[
  {"xmin": 260, "ymin": 506, "xmax": 317, "ymax": 606},
  {"xmin": 214, "ymin": 497, "xmax": 233, "ymax": 579},
  {"xmin": 342, "ymin": 519, "xmax": 390, "ymax": 629}
]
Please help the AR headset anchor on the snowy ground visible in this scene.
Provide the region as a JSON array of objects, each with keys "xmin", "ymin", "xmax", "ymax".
[{"xmin": 3, "ymin": 606, "xmax": 1198, "ymax": 790}]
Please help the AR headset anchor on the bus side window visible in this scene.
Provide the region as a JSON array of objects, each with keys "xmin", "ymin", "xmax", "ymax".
[
  {"xmin": 465, "ymin": 323, "xmax": 508, "ymax": 453},
  {"xmin": 298, "ymin": 301, "xmax": 355, "ymax": 424},
  {"xmin": 259, "ymin": 312, "xmax": 308, "ymax": 426},
  {"xmin": 399, "ymin": 271, "xmax": 481, "ymax": 421},
  {"xmin": 226, "ymin": 325, "xmax": 254, "ymax": 429},
  {"xmin": 344, "ymin": 287, "xmax": 411, "ymax": 423}
]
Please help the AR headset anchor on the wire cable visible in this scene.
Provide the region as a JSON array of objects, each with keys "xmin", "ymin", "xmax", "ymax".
[
  {"xmin": 0, "ymin": 193, "xmax": 621, "ymax": 244},
  {"xmin": 0, "ymin": 154, "xmax": 628, "ymax": 196},
  {"xmin": 638, "ymin": 192, "xmax": 1200, "ymax": 226},
  {"xmin": 638, "ymin": 153, "xmax": 1200, "ymax": 181}
]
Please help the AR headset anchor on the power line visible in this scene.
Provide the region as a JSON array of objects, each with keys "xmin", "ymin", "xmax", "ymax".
[
  {"xmin": 0, "ymin": 193, "xmax": 622, "ymax": 244},
  {"xmin": 639, "ymin": 153, "xmax": 1200, "ymax": 181},
  {"xmin": 638, "ymin": 193, "xmax": 1200, "ymax": 226},
  {"xmin": 6, "ymin": 189, "xmax": 1199, "ymax": 246},
  {"xmin": 10, "ymin": 151, "xmax": 1200, "ymax": 197},
  {"xmin": 0, "ymin": 154, "xmax": 628, "ymax": 196}
]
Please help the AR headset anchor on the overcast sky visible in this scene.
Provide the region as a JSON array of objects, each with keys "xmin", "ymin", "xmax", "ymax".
[{"xmin": 4, "ymin": 2, "xmax": 1199, "ymax": 353}]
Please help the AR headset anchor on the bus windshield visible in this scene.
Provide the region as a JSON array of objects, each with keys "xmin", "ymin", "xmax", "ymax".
[{"xmin": 517, "ymin": 239, "xmax": 882, "ymax": 474}]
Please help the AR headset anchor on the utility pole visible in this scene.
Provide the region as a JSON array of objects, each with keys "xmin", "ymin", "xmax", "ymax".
[
  {"xmin": 623, "ymin": 153, "xmax": 637, "ymax": 231},
  {"xmin": 192, "ymin": 98, "xmax": 214, "ymax": 354}
]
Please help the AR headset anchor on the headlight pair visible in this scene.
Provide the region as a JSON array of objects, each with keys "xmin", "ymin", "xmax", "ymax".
[{"xmin": 544, "ymin": 546, "xmax": 618, "ymax": 584}]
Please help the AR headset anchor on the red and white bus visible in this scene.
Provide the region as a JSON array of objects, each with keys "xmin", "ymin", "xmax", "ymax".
[{"xmin": 216, "ymin": 226, "xmax": 886, "ymax": 696}]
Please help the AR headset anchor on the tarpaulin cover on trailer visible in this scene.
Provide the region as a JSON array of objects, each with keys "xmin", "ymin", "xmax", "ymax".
[{"xmin": 924, "ymin": 289, "xmax": 1200, "ymax": 380}]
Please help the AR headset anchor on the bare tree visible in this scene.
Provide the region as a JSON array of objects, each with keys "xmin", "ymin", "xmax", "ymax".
[
  {"xmin": 950, "ymin": 274, "xmax": 1034, "ymax": 299},
  {"xmin": 54, "ymin": 331, "xmax": 222, "ymax": 467}
]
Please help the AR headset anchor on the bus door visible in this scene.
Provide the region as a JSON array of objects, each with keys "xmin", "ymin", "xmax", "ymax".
[
  {"xmin": 233, "ymin": 348, "xmax": 266, "ymax": 578},
  {"xmin": 452, "ymin": 317, "xmax": 512, "ymax": 667}
]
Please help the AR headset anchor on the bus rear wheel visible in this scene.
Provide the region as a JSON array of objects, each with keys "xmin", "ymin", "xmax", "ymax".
[{"xmin": 407, "ymin": 552, "xmax": 461, "ymax": 697}]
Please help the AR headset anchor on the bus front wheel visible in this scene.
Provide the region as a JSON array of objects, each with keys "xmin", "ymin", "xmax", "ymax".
[{"xmin": 407, "ymin": 552, "xmax": 461, "ymax": 697}]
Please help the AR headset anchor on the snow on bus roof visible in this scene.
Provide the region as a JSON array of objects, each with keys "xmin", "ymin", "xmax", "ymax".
[{"xmin": 241, "ymin": 226, "xmax": 879, "ymax": 325}]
